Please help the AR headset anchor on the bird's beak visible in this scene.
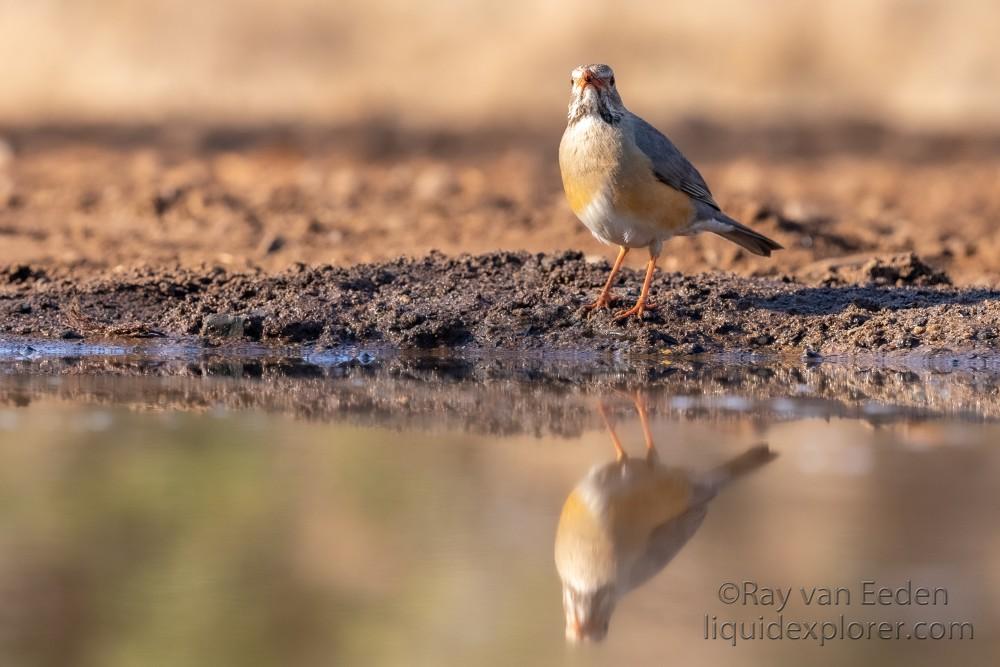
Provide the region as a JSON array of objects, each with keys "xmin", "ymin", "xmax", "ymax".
[
  {"xmin": 565, "ymin": 613, "xmax": 608, "ymax": 642},
  {"xmin": 575, "ymin": 71, "xmax": 603, "ymax": 92}
]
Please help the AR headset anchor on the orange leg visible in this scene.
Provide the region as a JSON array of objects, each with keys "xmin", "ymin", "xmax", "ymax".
[
  {"xmin": 614, "ymin": 254, "xmax": 658, "ymax": 321},
  {"xmin": 587, "ymin": 246, "xmax": 628, "ymax": 310},
  {"xmin": 597, "ymin": 401, "xmax": 627, "ymax": 462},
  {"xmin": 631, "ymin": 391, "xmax": 658, "ymax": 463}
]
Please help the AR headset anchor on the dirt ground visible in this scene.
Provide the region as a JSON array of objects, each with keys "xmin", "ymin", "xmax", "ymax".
[{"xmin": 2, "ymin": 123, "xmax": 1000, "ymax": 355}]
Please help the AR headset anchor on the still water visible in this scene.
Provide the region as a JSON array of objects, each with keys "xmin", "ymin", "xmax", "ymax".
[{"xmin": 0, "ymin": 344, "xmax": 997, "ymax": 666}]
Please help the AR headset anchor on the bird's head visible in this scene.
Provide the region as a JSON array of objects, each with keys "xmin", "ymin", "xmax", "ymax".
[
  {"xmin": 567, "ymin": 64, "xmax": 624, "ymax": 125},
  {"xmin": 562, "ymin": 583, "xmax": 617, "ymax": 642}
]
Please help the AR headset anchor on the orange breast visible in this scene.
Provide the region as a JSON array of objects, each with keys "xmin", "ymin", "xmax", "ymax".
[
  {"xmin": 559, "ymin": 119, "xmax": 695, "ymax": 232},
  {"xmin": 561, "ymin": 169, "xmax": 605, "ymax": 216},
  {"xmin": 612, "ymin": 146, "xmax": 694, "ymax": 232},
  {"xmin": 555, "ymin": 490, "xmax": 617, "ymax": 586}
]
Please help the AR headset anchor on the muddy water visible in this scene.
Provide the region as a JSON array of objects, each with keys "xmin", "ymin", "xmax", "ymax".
[{"xmin": 0, "ymin": 342, "xmax": 997, "ymax": 666}]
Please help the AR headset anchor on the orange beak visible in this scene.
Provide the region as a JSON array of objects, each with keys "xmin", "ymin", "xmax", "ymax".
[{"xmin": 575, "ymin": 70, "xmax": 603, "ymax": 91}]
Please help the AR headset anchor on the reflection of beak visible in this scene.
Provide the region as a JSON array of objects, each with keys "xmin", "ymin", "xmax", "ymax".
[
  {"xmin": 565, "ymin": 613, "xmax": 607, "ymax": 642},
  {"xmin": 566, "ymin": 618, "xmax": 583, "ymax": 641}
]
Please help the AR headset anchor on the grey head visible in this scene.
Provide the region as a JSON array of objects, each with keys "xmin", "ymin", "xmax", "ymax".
[{"xmin": 568, "ymin": 63, "xmax": 626, "ymax": 125}]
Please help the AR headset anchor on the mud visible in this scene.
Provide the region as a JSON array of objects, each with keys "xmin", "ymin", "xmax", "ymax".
[
  {"xmin": 2, "ymin": 124, "xmax": 1000, "ymax": 356},
  {"xmin": 2, "ymin": 249, "xmax": 1000, "ymax": 356}
]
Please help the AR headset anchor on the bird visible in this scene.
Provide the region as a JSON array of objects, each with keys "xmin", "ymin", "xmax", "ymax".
[
  {"xmin": 554, "ymin": 393, "xmax": 776, "ymax": 641},
  {"xmin": 558, "ymin": 64, "xmax": 782, "ymax": 320}
]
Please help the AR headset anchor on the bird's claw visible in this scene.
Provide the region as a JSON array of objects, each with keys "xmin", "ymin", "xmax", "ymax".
[
  {"xmin": 585, "ymin": 294, "xmax": 616, "ymax": 311},
  {"xmin": 613, "ymin": 300, "xmax": 657, "ymax": 321}
]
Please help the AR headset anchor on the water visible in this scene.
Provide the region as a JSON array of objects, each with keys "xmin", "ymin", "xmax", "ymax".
[{"xmin": 0, "ymin": 343, "xmax": 997, "ymax": 666}]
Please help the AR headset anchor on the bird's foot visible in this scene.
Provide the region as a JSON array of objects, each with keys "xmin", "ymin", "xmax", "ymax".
[
  {"xmin": 613, "ymin": 299, "xmax": 657, "ymax": 321},
  {"xmin": 585, "ymin": 293, "xmax": 617, "ymax": 311}
]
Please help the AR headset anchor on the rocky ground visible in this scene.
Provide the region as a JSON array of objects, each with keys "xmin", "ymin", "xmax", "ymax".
[{"xmin": 1, "ymin": 123, "xmax": 1000, "ymax": 356}]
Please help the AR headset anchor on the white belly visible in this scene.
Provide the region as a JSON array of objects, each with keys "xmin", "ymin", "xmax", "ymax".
[{"xmin": 578, "ymin": 189, "xmax": 661, "ymax": 248}]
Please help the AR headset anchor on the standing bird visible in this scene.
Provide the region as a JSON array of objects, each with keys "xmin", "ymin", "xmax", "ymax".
[
  {"xmin": 559, "ymin": 64, "xmax": 782, "ymax": 320},
  {"xmin": 554, "ymin": 394, "xmax": 776, "ymax": 641}
]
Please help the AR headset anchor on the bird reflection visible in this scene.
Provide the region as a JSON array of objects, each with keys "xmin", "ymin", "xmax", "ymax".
[{"xmin": 554, "ymin": 393, "xmax": 776, "ymax": 642}]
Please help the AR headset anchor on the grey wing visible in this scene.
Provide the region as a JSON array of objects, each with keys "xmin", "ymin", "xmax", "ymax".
[
  {"xmin": 623, "ymin": 502, "xmax": 710, "ymax": 594},
  {"xmin": 629, "ymin": 113, "xmax": 721, "ymax": 212}
]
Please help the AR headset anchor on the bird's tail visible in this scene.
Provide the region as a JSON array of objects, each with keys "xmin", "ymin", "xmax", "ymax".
[
  {"xmin": 709, "ymin": 214, "xmax": 783, "ymax": 257},
  {"xmin": 701, "ymin": 444, "xmax": 777, "ymax": 492}
]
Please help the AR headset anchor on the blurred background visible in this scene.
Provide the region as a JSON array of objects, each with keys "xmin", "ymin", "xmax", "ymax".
[
  {"xmin": 1, "ymin": 0, "xmax": 999, "ymax": 130},
  {"xmin": 1, "ymin": 0, "xmax": 999, "ymax": 281}
]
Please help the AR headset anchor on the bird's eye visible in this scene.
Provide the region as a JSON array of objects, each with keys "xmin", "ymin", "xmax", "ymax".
[{"xmin": 610, "ymin": 76, "xmax": 615, "ymax": 86}]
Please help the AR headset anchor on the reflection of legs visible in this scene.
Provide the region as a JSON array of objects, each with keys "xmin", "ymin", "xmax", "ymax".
[
  {"xmin": 631, "ymin": 391, "xmax": 657, "ymax": 463},
  {"xmin": 598, "ymin": 401, "xmax": 627, "ymax": 462}
]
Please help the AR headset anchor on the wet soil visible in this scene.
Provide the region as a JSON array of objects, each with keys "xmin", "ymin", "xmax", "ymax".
[
  {"xmin": 1, "ymin": 249, "xmax": 998, "ymax": 356},
  {"xmin": 2, "ymin": 123, "xmax": 1000, "ymax": 356}
]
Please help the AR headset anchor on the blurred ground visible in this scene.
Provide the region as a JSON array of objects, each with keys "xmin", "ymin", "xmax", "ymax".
[
  {"xmin": 2, "ymin": 1, "xmax": 999, "ymax": 285},
  {"xmin": 1, "ymin": 122, "xmax": 999, "ymax": 285}
]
